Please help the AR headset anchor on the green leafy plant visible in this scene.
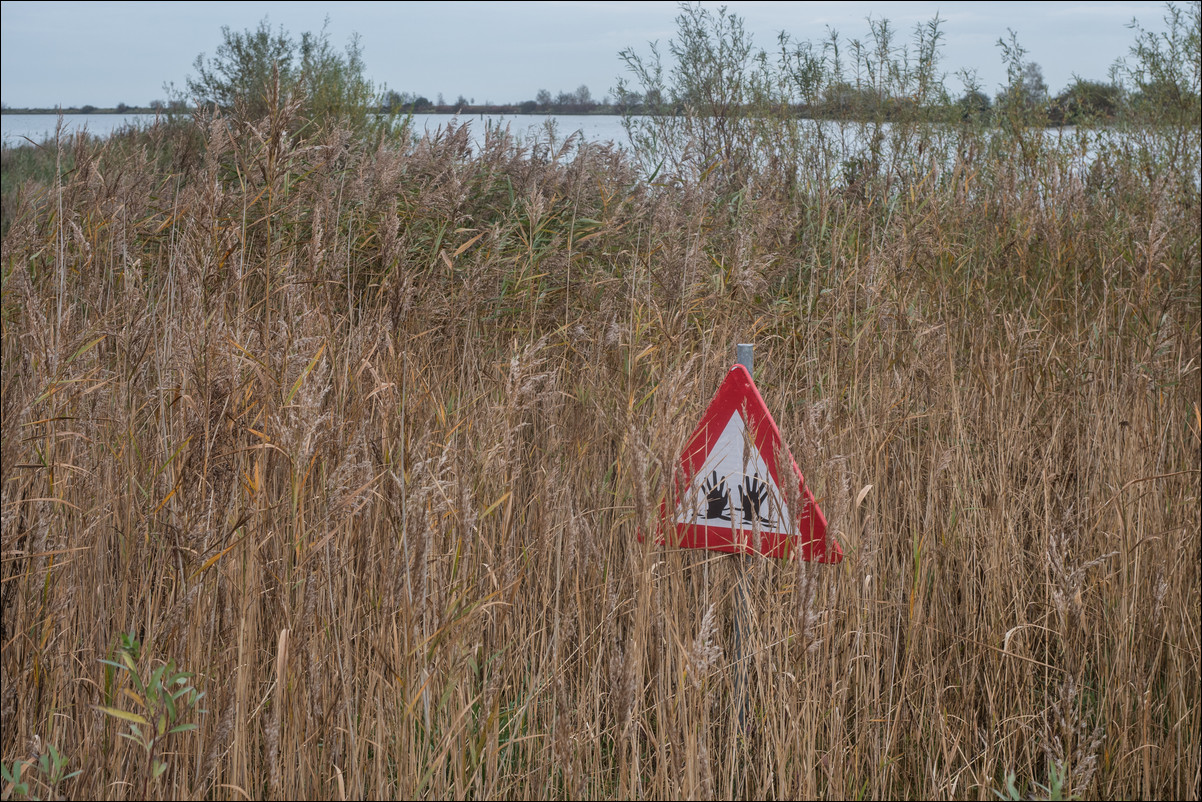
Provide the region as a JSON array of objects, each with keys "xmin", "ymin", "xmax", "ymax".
[
  {"xmin": 182, "ymin": 16, "xmax": 389, "ymax": 136},
  {"xmin": 97, "ymin": 633, "xmax": 205, "ymax": 799},
  {"xmin": 2, "ymin": 743, "xmax": 80, "ymax": 801},
  {"xmin": 995, "ymin": 763, "xmax": 1075, "ymax": 802}
]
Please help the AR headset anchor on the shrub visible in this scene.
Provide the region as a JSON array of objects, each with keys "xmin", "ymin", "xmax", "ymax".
[{"xmin": 183, "ymin": 17, "xmax": 385, "ymax": 135}]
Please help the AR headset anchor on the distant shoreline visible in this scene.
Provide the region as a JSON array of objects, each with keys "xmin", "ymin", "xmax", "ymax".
[
  {"xmin": 1, "ymin": 106, "xmax": 623, "ymax": 116},
  {"xmin": 2, "ymin": 107, "xmax": 164, "ymax": 115}
]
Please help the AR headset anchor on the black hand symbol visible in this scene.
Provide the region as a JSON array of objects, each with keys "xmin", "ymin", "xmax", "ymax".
[
  {"xmin": 739, "ymin": 473, "xmax": 775, "ymax": 526},
  {"xmin": 701, "ymin": 470, "xmax": 731, "ymax": 521}
]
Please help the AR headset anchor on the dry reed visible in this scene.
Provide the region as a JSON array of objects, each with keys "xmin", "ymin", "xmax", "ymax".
[{"xmin": 0, "ymin": 93, "xmax": 1198, "ymax": 801}]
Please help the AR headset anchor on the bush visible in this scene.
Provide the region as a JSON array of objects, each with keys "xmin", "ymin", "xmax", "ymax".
[
  {"xmin": 1049, "ymin": 79, "xmax": 1122, "ymax": 125},
  {"xmin": 617, "ymin": 4, "xmax": 956, "ymax": 195},
  {"xmin": 184, "ymin": 17, "xmax": 385, "ymax": 135},
  {"xmin": 1119, "ymin": 0, "xmax": 1201, "ymax": 125}
]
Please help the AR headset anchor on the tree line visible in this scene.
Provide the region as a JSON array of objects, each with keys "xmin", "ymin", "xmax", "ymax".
[
  {"xmin": 3, "ymin": 5, "xmax": 1197, "ymax": 131},
  {"xmin": 3, "ymin": 72, "xmax": 1182, "ymax": 127}
]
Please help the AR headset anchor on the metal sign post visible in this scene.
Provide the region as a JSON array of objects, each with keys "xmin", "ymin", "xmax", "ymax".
[
  {"xmin": 642, "ymin": 340, "xmax": 843, "ymax": 750},
  {"xmin": 733, "ymin": 344, "xmax": 753, "ymax": 738}
]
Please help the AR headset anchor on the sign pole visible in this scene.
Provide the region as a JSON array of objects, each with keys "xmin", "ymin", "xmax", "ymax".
[
  {"xmin": 734, "ymin": 344, "xmax": 753, "ymax": 738},
  {"xmin": 646, "ymin": 339, "xmax": 842, "ymax": 758}
]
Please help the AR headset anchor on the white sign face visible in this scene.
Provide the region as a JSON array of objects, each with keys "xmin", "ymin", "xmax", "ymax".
[{"xmin": 676, "ymin": 411, "xmax": 794, "ymax": 537}]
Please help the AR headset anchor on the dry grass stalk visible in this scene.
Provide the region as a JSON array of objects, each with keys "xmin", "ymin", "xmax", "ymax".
[{"xmin": 0, "ymin": 80, "xmax": 1198, "ymax": 801}]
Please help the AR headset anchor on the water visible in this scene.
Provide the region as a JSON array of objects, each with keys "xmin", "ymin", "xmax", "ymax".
[
  {"xmin": 5, "ymin": 113, "xmax": 1192, "ymax": 189},
  {"xmin": 414, "ymin": 114, "xmax": 629, "ymax": 149},
  {"xmin": 1, "ymin": 113, "xmax": 160, "ymax": 145},
  {"xmin": 1, "ymin": 112, "xmax": 632, "ymax": 148}
]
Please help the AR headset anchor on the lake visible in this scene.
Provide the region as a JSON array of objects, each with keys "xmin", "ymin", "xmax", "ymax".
[
  {"xmin": 6, "ymin": 113, "xmax": 1188, "ymax": 189},
  {"xmin": 1, "ymin": 113, "xmax": 633, "ymax": 148}
]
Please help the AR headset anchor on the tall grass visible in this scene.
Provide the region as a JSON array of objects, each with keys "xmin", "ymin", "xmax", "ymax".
[{"xmin": 2, "ymin": 20, "xmax": 1200, "ymax": 802}]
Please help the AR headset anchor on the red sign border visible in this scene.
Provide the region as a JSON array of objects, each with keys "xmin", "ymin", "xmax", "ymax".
[{"xmin": 656, "ymin": 365, "xmax": 842, "ymax": 562}]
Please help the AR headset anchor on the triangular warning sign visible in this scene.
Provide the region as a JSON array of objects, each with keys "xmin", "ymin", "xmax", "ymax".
[{"xmin": 659, "ymin": 365, "xmax": 842, "ymax": 562}]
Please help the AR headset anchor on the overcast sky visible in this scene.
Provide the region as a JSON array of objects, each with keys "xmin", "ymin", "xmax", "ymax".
[{"xmin": 0, "ymin": 1, "xmax": 1177, "ymax": 108}]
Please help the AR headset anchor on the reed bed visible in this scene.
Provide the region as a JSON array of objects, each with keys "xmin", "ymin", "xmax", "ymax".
[{"xmin": 1, "ymin": 95, "xmax": 1198, "ymax": 800}]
